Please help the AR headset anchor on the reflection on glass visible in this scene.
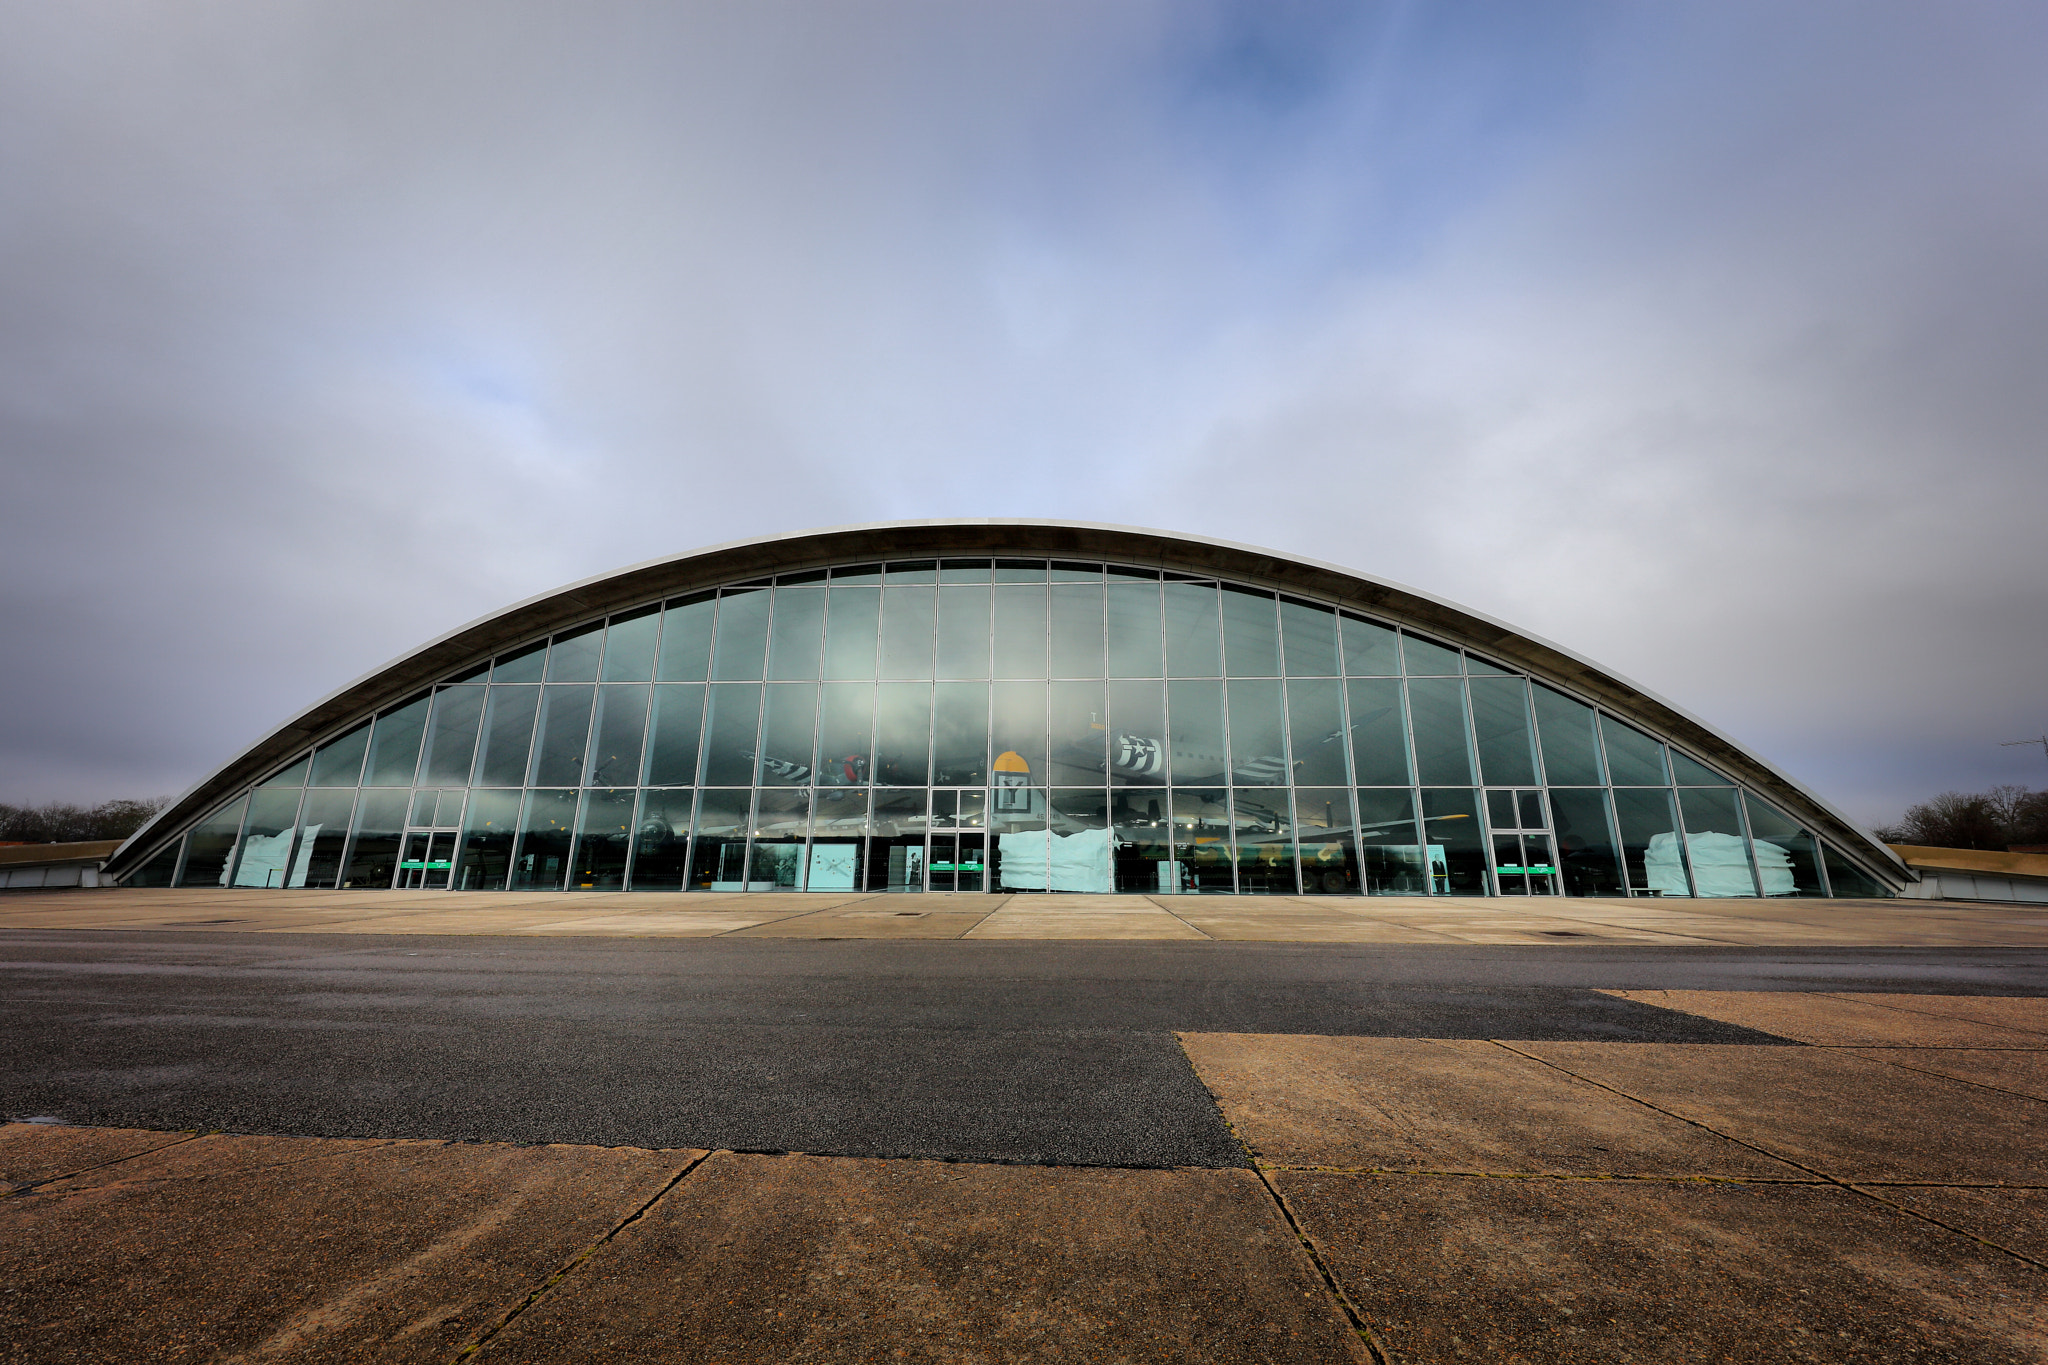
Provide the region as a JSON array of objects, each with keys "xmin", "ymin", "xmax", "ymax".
[
  {"xmin": 1402, "ymin": 635, "xmax": 1463, "ymax": 675},
  {"xmin": 341, "ymin": 790, "xmax": 409, "ymax": 888},
  {"xmin": 1220, "ymin": 587, "xmax": 1280, "ymax": 677},
  {"xmin": 259, "ymin": 756, "xmax": 308, "ymax": 789},
  {"xmin": 1345, "ymin": 679, "xmax": 1410, "ymax": 786},
  {"xmin": 990, "ymin": 681, "xmax": 1045, "ymax": 782},
  {"xmin": 873, "ymin": 683, "xmax": 932, "ymax": 786},
  {"xmin": 511, "ymin": 789, "xmax": 578, "ymax": 890},
  {"xmin": 1822, "ymin": 844, "xmax": 1887, "ymax": 897},
  {"xmin": 1547, "ymin": 789, "xmax": 1623, "ymax": 896},
  {"xmin": 935, "ymin": 588, "xmax": 991, "ymax": 680},
  {"xmin": 806, "ymin": 790, "xmax": 868, "ymax": 891},
  {"xmin": 364, "ymin": 694, "xmax": 431, "ymax": 787},
  {"xmin": 1170, "ymin": 788, "xmax": 1234, "ymax": 892},
  {"xmin": 758, "ymin": 683, "xmax": 817, "ymax": 784},
  {"xmin": 814, "ymin": 683, "xmax": 874, "ymax": 788},
  {"xmin": 689, "ymin": 789, "xmax": 753, "ymax": 889},
  {"xmin": 1111, "ymin": 788, "xmax": 1172, "ymax": 891},
  {"xmin": 932, "ymin": 682, "xmax": 990, "ymax": 786},
  {"xmin": 1600, "ymin": 717, "xmax": 1668, "ymax": 785},
  {"xmin": 1106, "ymin": 680, "xmax": 1166, "ymax": 786},
  {"xmin": 1468, "ymin": 677, "xmax": 1538, "ymax": 787},
  {"xmin": 868, "ymin": 788, "xmax": 928, "ymax": 891},
  {"xmin": 130, "ymin": 842, "xmax": 182, "ymax": 887},
  {"xmin": 766, "ymin": 586, "xmax": 827, "ymax": 681},
  {"xmin": 587, "ymin": 686, "xmax": 649, "ymax": 788},
  {"xmin": 294, "ymin": 789, "xmax": 357, "ymax": 888},
  {"xmin": 492, "ymin": 640, "xmax": 547, "ymax": 684},
  {"xmin": 1669, "ymin": 750, "xmax": 1724, "ymax": 786},
  {"xmin": 1167, "ymin": 680, "xmax": 1227, "ymax": 785},
  {"xmin": 421, "ymin": 687, "xmax": 487, "ymax": 786},
  {"xmin": 1232, "ymin": 788, "xmax": 1294, "ymax": 893},
  {"xmin": 309, "ymin": 723, "xmax": 371, "ymax": 787},
  {"xmin": 1226, "ymin": 679, "xmax": 1287, "ymax": 785},
  {"xmin": 1286, "ymin": 679, "xmax": 1347, "ymax": 786},
  {"xmin": 749, "ymin": 788, "xmax": 810, "ymax": 888},
  {"xmin": 992, "ymin": 586, "xmax": 1046, "ymax": 679},
  {"xmin": 1280, "ymin": 600, "xmax": 1339, "ymax": 678},
  {"xmin": 1407, "ymin": 679, "xmax": 1474, "ymax": 785},
  {"xmin": 630, "ymin": 789, "xmax": 696, "ymax": 891},
  {"xmin": 474, "ymin": 687, "xmax": 539, "ymax": 787},
  {"xmin": 547, "ymin": 622, "xmax": 604, "ymax": 683},
  {"xmin": 1613, "ymin": 788, "xmax": 1688, "ymax": 896},
  {"xmin": 453, "ymin": 789, "xmax": 520, "ymax": 891},
  {"xmin": 823, "ymin": 587, "xmax": 880, "ymax": 679},
  {"xmin": 1742, "ymin": 793, "xmax": 1826, "ymax": 896},
  {"xmin": 700, "ymin": 684, "xmax": 762, "ymax": 786},
  {"xmin": 879, "ymin": 585, "xmax": 936, "ymax": 680},
  {"xmin": 643, "ymin": 685, "xmax": 705, "ymax": 786},
  {"xmin": 1678, "ymin": 788, "xmax": 1757, "ymax": 896},
  {"xmin": 528, "ymin": 685, "xmax": 596, "ymax": 787},
  {"xmin": 711, "ymin": 589, "xmax": 771, "ymax": 681},
  {"xmin": 1294, "ymin": 787, "xmax": 1358, "ymax": 894},
  {"xmin": 1355, "ymin": 788, "xmax": 1426, "ymax": 894},
  {"xmin": 231, "ymin": 788, "xmax": 303, "ymax": 888},
  {"xmin": 1106, "ymin": 582, "xmax": 1163, "ymax": 678},
  {"xmin": 1049, "ymin": 681, "xmax": 1106, "ymax": 784},
  {"xmin": 1532, "ymin": 685, "xmax": 1604, "ymax": 785},
  {"xmin": 655, "ymin": 594, "xmax": 716, "ymax": 681},
  {"xmin": 992, "ymin": 559, "xmax": 1043, "ymax": 583},
  {"xmin": 1162, "ymin": 583, "xmax": 1222, "ymax": 677},
  {"xmin": 573, "ymin": 789, "xmax": 636, "ymax": 889},
  {"xmin": 601, "ymin": 606, "xmax": 660, "ymax": 682},
  {"xmin": 1050, "ymin": 585, "xmax": 1105, "ymax": 677},
  {"xmin": 1420, "ymin": 789, "xmax": 1488, "ymax": 893},
  {"xmin": 1340, "ymin": 616, "xmax": 1400, "ymax": 675}
]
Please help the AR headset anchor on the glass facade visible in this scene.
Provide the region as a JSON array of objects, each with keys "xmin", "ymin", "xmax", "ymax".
[{"xmin": 136, "ymin": 557, "xmax": 1896, "ymax": 898}]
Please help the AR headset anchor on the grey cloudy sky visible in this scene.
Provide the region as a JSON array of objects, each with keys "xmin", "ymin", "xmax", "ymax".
[{"xmin": 4, "ymin": 0, "xmax": 2044, "ymax": 827}]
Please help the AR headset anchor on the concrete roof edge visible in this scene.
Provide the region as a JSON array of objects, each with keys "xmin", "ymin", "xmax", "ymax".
[{"xmin": 107, "ymin": 519, "xmax": 1906, "ymax": 882}]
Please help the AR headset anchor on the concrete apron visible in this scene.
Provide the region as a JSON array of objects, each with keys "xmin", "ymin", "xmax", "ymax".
[{"xmin": 4, "ymin": 990, "xmax": 2044, "ymax": 1363}]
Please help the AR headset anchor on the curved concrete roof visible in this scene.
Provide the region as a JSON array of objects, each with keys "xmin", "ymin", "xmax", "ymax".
[{"xmin": 109, "ymin": 519, "xmax": 1908, "ymax": 883}]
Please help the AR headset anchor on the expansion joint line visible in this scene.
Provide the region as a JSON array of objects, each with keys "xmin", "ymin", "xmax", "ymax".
[
  {"xmin": 447, "ymin": 1149, "xmax": 714, "ymax": 1363},
  {"xmin": 1, "ymin": 1129, "xmax": 210, "ymax": 1198},
  {"xmin": 1487, "ymin": 1040, "xmax": 2048, "ymax": 1273},
  {"xmin": 1252, "ymin": 1166, "xmax": 1398, "ymax": 1365},
  {"xmin": 1147, "ymin": 897, "xmax": 1216, "ymax": 939}
]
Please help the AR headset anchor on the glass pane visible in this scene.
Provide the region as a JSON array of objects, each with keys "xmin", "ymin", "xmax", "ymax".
[
  {"xmin": 1531, "ymin": 685, "xmax": 1605, "ymax": 785},
  {"xmin": 749, "ymin": 788, "xmax": 810, "ymax": 889},
  {"xmin": 766, "ymin": 585, "xmax": 827, "ymax": 681},
  {"xmin": 711, "ymin": 589, "xmax": 771, "ymax": 681},
  {"xmin": 1170, "ymin": 788, "xmax": 1235, "ymax": 893},
  {"xmin": 452, "ymin": 789, "xmax": 520, "ymax": 891},
  {"xmin": 989, "ymin": 681, "xmax": 1045, "ymax": 785},
  {"xmin": 1822, "ymin": 844, "xmax": 1888, "ymax": 898},
  {"xmin": 1106, "ymin": 680, "xmax": 1166, "ymax": 786},
  {"xmin": 421, "ymin": 686, "xmax": 487, "ymax": 786},
  {"xmin": 868, "ymin": 788, "xmax": 929, "ymax": 891},
  {"xmin": 1105, "ymin": 582, "xmax": 1163, "ymax": 679},
  {"xmin": 1279, "ymin": 600, "xmax": 1339, "ymax": 677},
  {"xmin": 1420, "ymin": 789, "xmax": 1488, "ymax": 893},
  {"xmin": 1220, "ymin": 587, "xmax": 1280, "ymax": 677},
  {"xmin": 1166, "ymin": 680, "xmax": 1227, "ymax": 785},
  {"xmin": 410, "ymin": 789, "xmax": 437, "ymax": 826},
  {"xmin": 547, "ymin": 621, "xmax": 604, "ymax": 682},
  {"xmin": 1345, "ymin": 679, "xmax": 1411, "ymax": 786},
  {"xmin": 929, "ymin": 681, "xmax": 988, "ymax": 786},
  {"xmin": 528, "ymin": 685, "xmax": 596, "ymax": 787},
  {"xmin": 1295, "ymin": 787, "xmax": 1359, "ymax": 894},
  {"xmin": 1049, "ymin": 561, "xmax": 1101, "ymax": 582},
  {"xmin": 1487, "ymin": 789, "xmax": 1519, "ymax": 829},
  {"xmin": 814, "ymin": 683, "xmax": 874, "ymax": 790},
  {"xmin": 1232, "ymin": 789, "xmax": 1294, "ymax": 893},
  {"xmin": 630, "ymin": 789, "xmax": 696, "ymax": 890},
  {"xmin": 1225, "ymin": 679, "xmax": 1287, "ymax": 785},
  {"xmin": 1111, "ymin": 788, "xmax": 1173, "ymax": 892},
  {"xmin": 1613, "ymin": 788, "xmax": 1688, "ymax": 897},
  {"xmin": 822, "ymin": 586, "xmax": 880, "ymax": 679},
  {"xmin": 1743, "ymin": 793, "xmax": 1827, "ymax": 897},
  {"xmin": 601, "ymin": 606, "xmax": 660, "ymax": 682},
  {"xmin": 511, "ymin": 789, "xmax": 579, "ymax": 890},
  {"xmin": 758, "ymin": 683, "xmax": 818, "ymax": 784},
  {"xmin": 1050, "ymin": 681, "xmax": 1106, "ymax": 785},
  {"xmin": 1669, "ymin": 750, "xmax": 1724, "ymax": 786},
  {"xmin": 1162, "ymin": 583, "xmax": 1223, "ymax": 677},
  {"xmin": 644, "ymin": 684, "xmax": 706, "ymax": 786},
  {"xmin": 308, "ymin": 723, "xmax": 370, "ymax": 787},
  {"xmin": 992, "ymin": 559, "xmax": 1044, "ymax": 583},
  {"xmin": 364, "ymin": 694, "xmax": 430, "ymax": 787},
  {"xmin": 1679, "ymin": 788, "xmax": 1758, "ymax": 896},
  {"xmin": 1339, "ymin": 616, "xmax": 1400, "ymax": 675},
  {"xmin": 1548, "ymin": 789, "xmax": 1623, "ymax": 896},
  {"xmin": 291, "ymin": 789, "xmax": 356, "ymax": 888},
  {"xmin": 1407, "ymin": 679, "xmax": 1474, "ymax": 785},
  {"xmin": 258, "ymin": 755, "xmax": 308, "ymax": 789},
  {"xmin": 689, "ymin": 789, "xmax": 754, "ymax": 890},
  {"xmin": 474, "ymin": 686, "xmax": 540, "ymax": 787},
  {"xmin": 700, "ymin": 684, "xmax": 762, "ymax": 786},
  {"xmin": 873, "ymin": 682, "xmax": 932, "ymax": 786},
  {"xmin": 938, "ymin": 559, "xmax": 991, "ymax": 583},
  {"xmin": 1286, "ymin": 679, "xmax": 1348, "ymax": 786},
  {"xmin": 341, "ymin": 790, "xmax": 409, "ymax": 888},
  {"xmin": 1046, "ymin": 789, "xmax": 1113, "ymax": 893},
  {"xmin": 572, "ymin": 789, "xmax": 636, "ymax": 890},
  {"xmin": 1468, "ymin": 677, "xmax": 1538, "ymax": 786},
  {"xmin": 492, "ymin": 640, "xmax": 547, "ymax": 684},
  {"xmin": 885, "ymin": 560, "xmax": 938, "ymax": 583},
  {"xmin": 655, "ymin": 593, "xmax": 716, "ymax": 681},
  {"xmin": 831, "ymin": 563, "xmax": 884, "ymax": 585},
  {"xmin": 1049, "ymin": 585, "xmax": 1105, "ymax": 678},
  {"xmin": 935, "ymin": 587, "xmax": 991, "ymax": 679},
  {"xmin": 992, "ymin": 586, "xmax": 1047, "ymax": 679},
  {"xmin": 989, "ymin": 797, "xmax": 1045, "ymax": 891},
  {"xmin": 1402, "ymin": 634, "xmax": 1463, "ymax": 675},
  {"xmin": 126, "ymin": 841, "xmax": 182, "ymax": 887},
  {"xmin": 1356, "ymin": 788, "xmax": 1426, "ymax": 894},
  {"xmin": 587, "ymin": 685, "xmax": 650, "ymax": 788},
  {"xmin": 1464, "ymin": 655, "xmax": 1514, "ymax": 677},
  {"xmin": 1600, "ymin": 716, "xmax": 1669, "ymax": 785},
  {"xmin": 229, "ymin": 787, "xmax": 303, "ymax": 888},
  {"xmin": 879, "ymin": 584, "xmax": 935, "ymax": 679}
]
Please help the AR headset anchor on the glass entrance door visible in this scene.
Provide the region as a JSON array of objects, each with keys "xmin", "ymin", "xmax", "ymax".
[
  {"xmin": 1486, "ymin": 789, "xmax": 1558, "ymax": 895},
  {"xmin": 395, "ymin": 830, "xmax": 457, "ymax": 889},
  {"xmin": 927, "ymin": 789, "xmax": 987, "ymax": 891}
]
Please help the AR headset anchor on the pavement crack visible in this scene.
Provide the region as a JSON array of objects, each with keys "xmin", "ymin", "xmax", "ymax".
[
  {"xmin": 445, "ymin": 1148, "xmax": 712, "ymax": 1362},
  {"xmin": 2, "ymin": 1128, "xmax": 207, "ymax": 1196},
  {"xmin": 1821, "ymin": 1047, "xmax": 2048, "ymax": 1106}
]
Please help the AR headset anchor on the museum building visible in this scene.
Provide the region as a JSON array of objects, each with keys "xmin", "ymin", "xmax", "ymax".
[{"xmin": 105, "ymin": 522, "xmax": 1908, "ymax": 898}]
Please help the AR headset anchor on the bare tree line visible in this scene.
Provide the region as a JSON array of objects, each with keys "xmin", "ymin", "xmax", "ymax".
[
  {"xmin": 1876, "ymin": 786, "xmax": 2048, "ymax": 851},
  {"xmin": 0, "ymin": 798, "xmax": 171, "ymax": 845}
]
